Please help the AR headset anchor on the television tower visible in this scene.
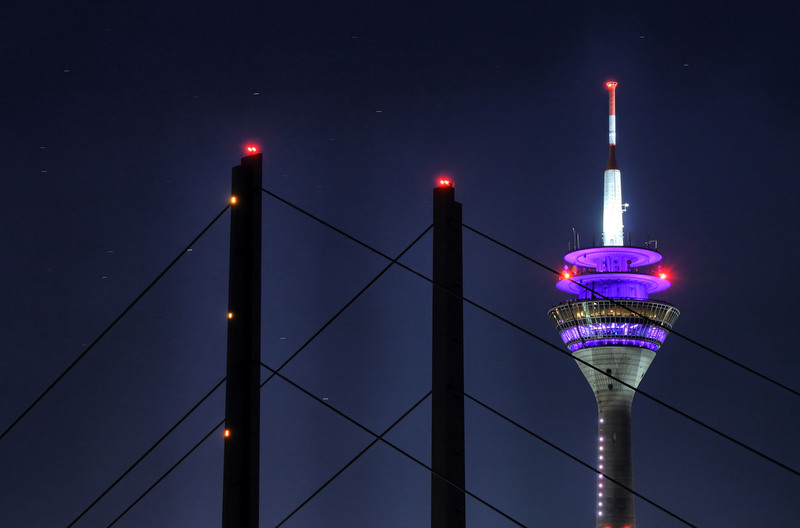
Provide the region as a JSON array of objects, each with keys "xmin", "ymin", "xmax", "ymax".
[{"xmin": 547, "ymin": 82, "xmax": 680, "ymax": 528}]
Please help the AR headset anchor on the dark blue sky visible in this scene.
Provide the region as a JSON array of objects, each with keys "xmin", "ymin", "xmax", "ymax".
[{"xmin": 2, "ymin": 1, "xmax": 800, "ymax": 527}]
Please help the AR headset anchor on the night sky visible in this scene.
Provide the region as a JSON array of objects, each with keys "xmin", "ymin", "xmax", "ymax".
[{"xmin": 3, "ymin": 1, "xmax": 800, "ymax": 527}]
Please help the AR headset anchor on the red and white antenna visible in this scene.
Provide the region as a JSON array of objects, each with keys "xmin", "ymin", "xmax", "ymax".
[
  {"xmin": 602, "ymin": 80, "xmax": 625, "ymax": 246},
  {"xmin": 606, "ymin": 81, "xmax": 617, "ymax": 146}
]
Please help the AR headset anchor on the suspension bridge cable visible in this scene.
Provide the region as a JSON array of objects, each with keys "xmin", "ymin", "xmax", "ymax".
[
  {"xmin": 273, "ymin": 390, "xmax": 433, "ymax": 528},
  {"xmin": 96, "ymin": 225, "xmax": 432, "ymax": 527},
  {"xmin": 259, "ymin": 362, "xmax": 532, "ymax": 528},
  {"xmin": 261, "ymin": 187, "xmax": 401, "ymax": 262},
  {"xmin": 0, "ymin": 204, "xmax": 232, "ymax": 444},
  {"xmin": 65, "ymin": 377, "xmax": 226, "ymax": 528},
  {"xmin": 259, "ymin": 222, "xmax": 433, "ymax": 389},
  {"xmin": 93, "ymin": 193, "xmax": 799, "ymax": 526},
  {"xmin": 257, "ymin": 189, "xmax": 800, "ymax": 478},
  {"xmin": 460, "ymin": 286, "xmax": 800, "ymax": 479},
  {"xmin": 105, "ymin": 418, "xmax": 226, "ymax": 528},
  {"xmin": 108, "ymin": 367, "xmax": 518, "ymax": 528},
  {"xmin": 462, "ymin": 223, "xmax": 800, "ymax": 399},
  {"xmin": 465, "ymin": 392, "xmax": 698, "ymax": 528}
]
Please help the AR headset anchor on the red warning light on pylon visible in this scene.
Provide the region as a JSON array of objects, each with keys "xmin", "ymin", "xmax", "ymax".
[
  {"xmin": 245, "ymin": 144, "xmax": 259, "ymax": 154},
  {"xmin": 437, "ymin": 177, "xmax": 453, "ymax": 188}
]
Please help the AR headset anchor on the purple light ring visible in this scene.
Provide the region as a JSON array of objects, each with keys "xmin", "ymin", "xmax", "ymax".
[
  {"xmin": 584, "ymin": 322, "xmax": 658, "ymax": 334},
  {"xmin": 563, "ymin": 246, "xmax": 662, "ymax": 268},
  {"xmin": 565, "ymin": 338, "xmax": 663, "ymax": 352},
  {"xmin": 555, "ymin": 272, "xmax": 671, "ymax": 295},
  {"xmin": 558, "ymin": 322, "xmax": 668, "ymax": 341}
]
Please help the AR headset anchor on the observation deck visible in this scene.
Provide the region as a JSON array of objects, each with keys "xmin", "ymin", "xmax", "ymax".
[{"xmin": 548, "ymin": 299, "xmax": 680, "ymax": 352}]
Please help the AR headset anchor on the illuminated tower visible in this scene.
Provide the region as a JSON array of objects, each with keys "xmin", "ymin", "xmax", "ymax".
[{"xmin": 547, "ymin": 82, "xmax": 680, "ymax": 528}]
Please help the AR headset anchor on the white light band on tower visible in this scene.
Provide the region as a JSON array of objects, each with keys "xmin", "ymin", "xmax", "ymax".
[{"xmin": 608, "ymin": 115, "xmax": 616, "ymax": 145}]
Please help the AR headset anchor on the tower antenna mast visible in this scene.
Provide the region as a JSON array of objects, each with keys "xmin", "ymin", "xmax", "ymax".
[{"xmin": 602, "ymin": 81, "xmax": 625, "ymax": 247}]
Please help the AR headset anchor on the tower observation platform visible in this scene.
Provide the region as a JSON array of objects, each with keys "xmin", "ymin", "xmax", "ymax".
[{"xmin": 546, "ymin": 82, "xmax": 679, "ymax": 528}]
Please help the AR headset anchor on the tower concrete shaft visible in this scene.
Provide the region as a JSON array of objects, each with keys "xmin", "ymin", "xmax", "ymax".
[{"xmin": 575, "ymin": 346, "xmax": 655, "ymax": 528}]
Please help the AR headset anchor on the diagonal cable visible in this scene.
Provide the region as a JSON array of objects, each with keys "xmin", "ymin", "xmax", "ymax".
[
  {"xmin": 96, "ymin": 225, "xmax": 431, "ymax": 527},
  {"xmin": 66, "ymin": 377, "xmax": 226, "ymax": 528},
  {"xmin": 0, "ymin": 204, "xmax": 231, "ymax": 443},
  {"xmin": 97, "ymin": 193, "xmax": 799, "ymax": 527},
  {"xmin": 261, "ymin": 187, "xmax": 400, "ymax": 262},
  {"xmin": 273, "ymin": 390, "xmax": 432, "ymax": 528},
  {"xmin": 259, "ymin": 217, "xmax": 432, "ymax": 389},
  {"xmin": 105, "ymin": 417, "xmax": 225, "ymax": 528},
  {"xmin": 465, "ymin": 392, "xmax": 698, "ymax": 528},
  {"xmin": 259, "ymin": 188, "xmax": 800, "ymax": 478},
  {"xmin": 462, "ymin": 223, "xmax": 800, "ymax": 399},
  {"xmin": 460, "ymin": 288, "xmax": 800, "ymax": 478},
  {"xmin": 260, "ymin": 362, "xmax": 532, "ymax": 528}
]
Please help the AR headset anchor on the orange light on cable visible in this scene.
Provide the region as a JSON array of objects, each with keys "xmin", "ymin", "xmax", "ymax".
[
  {"xmin": 228, "ymin": 312, "xmax": 234, "ymax": 319},
  {"xmin": 230, "ymin": 196, "xmax": 237, "ymax": 205},
  {"xmin": 224, "ymin": 429, "xmax": 231, "ymax": 438}
]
